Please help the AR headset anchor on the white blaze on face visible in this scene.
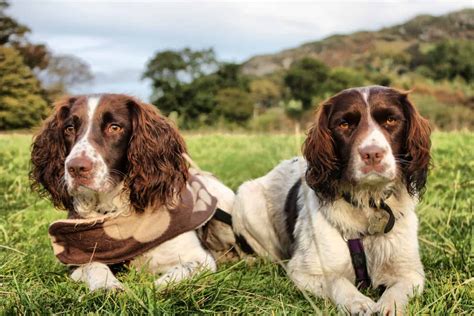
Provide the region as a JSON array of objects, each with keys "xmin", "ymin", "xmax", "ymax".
[
  {"xmin": 64, "ymin": 96, "xmax": 109, "ymax": 191},
  {"xmin": 352, "ymin": 88, "xmax": 397, "ymax": 183}
]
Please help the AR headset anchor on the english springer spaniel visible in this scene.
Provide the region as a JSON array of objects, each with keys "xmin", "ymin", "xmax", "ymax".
[
  {"xmin": 233, "ymin": 86, "xmax": 431, "ymax": 315},
  {"xmin": 31, "ymin": 94, "xmax": 236, "ymax": 291}
]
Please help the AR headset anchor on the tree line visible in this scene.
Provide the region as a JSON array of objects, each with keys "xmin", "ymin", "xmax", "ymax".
[{"xmin": 143, "ymin": 39, "xmax": 473, "ymax": 129}]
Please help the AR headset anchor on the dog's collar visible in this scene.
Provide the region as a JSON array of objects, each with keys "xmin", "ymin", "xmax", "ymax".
[{"xmin": 341, "ymin": 192, "xmax": 395, "ymax": 235}]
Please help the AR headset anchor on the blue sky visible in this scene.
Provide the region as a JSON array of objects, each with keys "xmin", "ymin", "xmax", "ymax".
[{"xmin": 9, "ymin": 0, "xmax": 473, "ymax": 101}]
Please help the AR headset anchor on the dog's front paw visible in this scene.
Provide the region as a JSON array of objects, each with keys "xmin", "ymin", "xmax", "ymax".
[
  {"xmin": 70, "ymin": 264, "xmax": 125, "ymax": 292},
  {"xmin": 346, "ymin": 295, "xmax": 376, "ymax": 315},
  {"xmin": 88, "ymin": 278, "xmax": 124, "ymax": 292},
  {"xmin": 374, "ymin": 300, "xmax": 403, "ymax": 316}
]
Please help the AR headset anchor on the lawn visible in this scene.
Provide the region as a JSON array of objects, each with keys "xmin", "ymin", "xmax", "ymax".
[{"xmin": 0, "ymin": 132, "xmax": 472, "ymax": 314}]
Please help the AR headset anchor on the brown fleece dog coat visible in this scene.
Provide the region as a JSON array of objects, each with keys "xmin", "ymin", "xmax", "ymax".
[{"xmin": 49, "ymin": 174, "xmax": 217, "ymax": 265}]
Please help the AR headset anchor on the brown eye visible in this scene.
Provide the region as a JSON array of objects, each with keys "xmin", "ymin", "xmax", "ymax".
[
  {"xmin": 339, "ymin": 121, "xmax": 349, "ymax": 130},
  {"xmin": 386, "ymin": 117, "xmax": 397, "ymax": 126},
  {"xmin": 107, "ymin": 124, "xmax": 122, "ymax": 134},
  {"xmin": 64, "ymin": 125, "xmax": 75, "ymax": 134}
]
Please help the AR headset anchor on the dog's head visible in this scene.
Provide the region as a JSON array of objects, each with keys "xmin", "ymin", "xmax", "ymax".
[
  {"xmin": 303, "ymin": 86, "xmax": 431, "ymax": 202},
  {"xmin": 30, "ymin": 94, "xmax": 188, "ymax": 212}
]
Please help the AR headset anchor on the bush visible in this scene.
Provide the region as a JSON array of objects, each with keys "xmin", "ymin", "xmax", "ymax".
[
  {"xmin": 0, "ymin": 46, "xmax": 48, "ymax": 130},
  {"xmin": 215, "ymin": 88, "xmax": 254, "ymax": 123},
  {"xmin": 411, "ymin": 93, "xmax": 474, "ymax": 130}
]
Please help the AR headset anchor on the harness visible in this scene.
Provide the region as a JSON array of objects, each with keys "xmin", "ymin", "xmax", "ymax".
[
  {"xmin": 213, "ymin": 208, "xmax": 255, "ymax": 254},
  {"xmin": 342, "ymin": 192, "xmax": 395, "ymax": 290},
  {"xmin": 213, "ymin": 188, "xmax": 396, "ymax": 291}
]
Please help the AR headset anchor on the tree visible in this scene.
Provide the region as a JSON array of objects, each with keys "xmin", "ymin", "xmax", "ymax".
[
  {"xmin": 284, "ymin": 58, "xmax": 329, "ymax": 109},
  {"xmin": 39, "ymin": 54, "xmax": 94, "ymax": 99},
  {"xmin": 250, "ymin": 78, "xmax": 281, "ymax": 109},
  {"xmin": 143, "ymin": 48, "xmax": 218, "ymax": 88},
  {"xmin": 0, "ymin": 0, "xmax": 29, "ymax": 45},
  {"xmin": 322, "ymin": 67, "xmax": 365, "ymax": 96},
  {"xmin": 215, "ymin": 88, "xmax": 253, "ymax": 123},
  {"xmin": 421, "ymin": 40, "xmax": 474, "ymax": 82},
  {"xmin": 0, "ymin": 46, "xmax": 48, "ymax": 129}
]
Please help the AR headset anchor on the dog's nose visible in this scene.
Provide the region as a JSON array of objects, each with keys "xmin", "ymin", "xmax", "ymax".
[
  {"xmin": 67, "ymin": 157, "xmax": 93, "ymax": 178},
  {"xmin": 358, "ymin": 145, "xmax": 385, "ymax": 166}
]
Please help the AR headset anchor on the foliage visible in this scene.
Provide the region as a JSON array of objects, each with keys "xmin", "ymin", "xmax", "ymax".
[
  {"xmin": 143, "ymin": 48, "xmax": 218, "ymax": 88},
  {"xmin": 418, "ymin": 40, "xmax": 474, "ymax": 82},
  {"xmin": 250, "ymin": 78, "xmax": 282, "ymax": 109},
  {"xmin": 143, "ymin": 48, "xmax": 252, "ymax": 128},
  {"xmin": 284, "ymin": 58, "xmax": 329, "ymax": 109},
  {"xmin": 0, "ymin": 0, "xmax": 29, "ymax": 45},
  {"xmin": 282, "ymin": 99, "xmax": 304, "ymax": 121},
  {"xmin": 39, "ymin": 54, "xmax": 94, "ymax": 100},
  {"xmin": 0, "ymin": 0, "xmax": 93, "ymax": 130},
  {"xmin": 0, "ymin": 132, "xmax": 472, "ymax": 314},
  {"xmin": 0, "ymin": 46, "xmax": 48, "ymax": 129},
  {"xmin": 322, "ymin": 67, "xmax": 365, "ymax": 96},
  {"xmin": 410, "ymin": 94, "xmax": 474, "ymax": 130},
  {"xmin": 215, "ymin": 87, "xmax": 253, "ymax": 123}
]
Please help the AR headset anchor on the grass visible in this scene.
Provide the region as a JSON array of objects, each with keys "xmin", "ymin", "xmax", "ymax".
[{"xmin": 0, "ymin": 132, "xmax": 472, "ymax": 314}]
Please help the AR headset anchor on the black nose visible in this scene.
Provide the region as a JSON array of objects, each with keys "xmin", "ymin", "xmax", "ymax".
[
  {"xmin": 67, "ymin": 157, "xmax": 93, "ymax": 178},
  {"xmin": 358, "ymin": 145, "xmax": 385, "ymax": 166}
]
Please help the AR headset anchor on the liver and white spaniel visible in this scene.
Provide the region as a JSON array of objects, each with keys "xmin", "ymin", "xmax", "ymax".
[
  {"xmin": 31, "ymin": 94, "xmax": 236, "ymax": 291},
  {"xmin": 233, "ymin": 86, "xmax": 431, "ymax": 315}
]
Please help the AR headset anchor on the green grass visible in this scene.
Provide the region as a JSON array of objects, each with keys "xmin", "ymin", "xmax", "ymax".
[{"xmin": 0, "ymin": 132, "xmax": 472, "ymax": 314}]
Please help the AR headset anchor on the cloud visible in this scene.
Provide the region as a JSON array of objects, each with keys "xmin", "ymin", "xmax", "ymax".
[{"xmin": 8, "ymin": 0, "xmax": 473, "ymax": 101}]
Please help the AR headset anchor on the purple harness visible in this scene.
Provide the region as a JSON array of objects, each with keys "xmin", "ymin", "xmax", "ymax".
[{"xmin": 343, "ymin": 193, "xmax": 395, "ymax": 290}]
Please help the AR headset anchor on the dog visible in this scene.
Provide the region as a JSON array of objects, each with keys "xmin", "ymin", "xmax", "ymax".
[
  {"xmin": 233, "ymin": 86, "xmax": 431, "ymax": 315},
  {"xmin": 30, "ymin": 94, "xmax": 236, "ymax": 292}
]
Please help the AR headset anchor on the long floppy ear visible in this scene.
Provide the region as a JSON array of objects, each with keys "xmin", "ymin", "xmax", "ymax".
[
  {"xmin": 126, "ymin": 99, "xmax": 189, "ymax": 212},
  {"xmin": 400, "ymin": 92, "xmax": 431, "ymax": 197},
  {"xmin": 303, "ymin": 102, "xmax": 340, "ymax": 202},
  {"xmin": 30, "ymin": 97, "xmax": 76, "ymax": 211}
]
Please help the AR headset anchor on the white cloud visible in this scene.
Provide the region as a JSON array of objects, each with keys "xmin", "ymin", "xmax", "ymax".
[{"xmin": 8, "ymin": 0, "xmax": 473, "ymax": 101}]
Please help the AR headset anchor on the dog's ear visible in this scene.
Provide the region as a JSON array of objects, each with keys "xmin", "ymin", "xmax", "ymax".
[
  {"xmin": 399, "ymin": 91, "xmax": 431, "ymax": 197},
  {"xmin": 30, "ymin": 97, "xmax": 76, "ymax": 211},
  {"xmin": 126, "ymin": 99, "xmax": 189, "ymax": 212},
  {"xmin": 303, "ymin": 101, "xmax": 339, "ymax": 202}
]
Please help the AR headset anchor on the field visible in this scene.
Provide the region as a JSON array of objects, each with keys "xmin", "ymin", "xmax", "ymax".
[{"xmin": 0, "ymin": 132, "xmax": 472, "ymax": 314}]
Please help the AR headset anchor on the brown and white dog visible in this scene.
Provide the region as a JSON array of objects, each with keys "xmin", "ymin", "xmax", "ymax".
[
  {"xmin": 30, "ymin": 94, "xmax": 236, "ymax": 291},
  {"xmin": 233, "ymin": 86, "xmax": 431, "ymax": 315}
]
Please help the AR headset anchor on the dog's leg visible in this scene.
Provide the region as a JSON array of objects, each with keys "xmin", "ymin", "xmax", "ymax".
[
  {"xmin": 70, "ymin": 262, "xmax": 124, "ymax": 292},
  {"xmin": 154, "ymin": 253, "xmax": 216, "ymax": 286},
  {"xmin": 374, "ymin": 272, "xmax": 424, "ymax": 315},
  {"xmin": 132, "ymin": 231, "xmax": 217, "ymax": 287},
  {"xmin": 289, "ymin": 269, "xmax": 376, "ymax": 315}
]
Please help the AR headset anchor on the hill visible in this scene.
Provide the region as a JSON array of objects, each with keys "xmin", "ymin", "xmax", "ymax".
[{"xmin": 242, "ymin": 9, "xmax": 474, "ymax": 76}]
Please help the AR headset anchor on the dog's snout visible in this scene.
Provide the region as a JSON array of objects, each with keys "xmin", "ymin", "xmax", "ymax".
[
  {"xmin": 67, "ymin": 156, "xmax": 94, "ymax": 178},
  {"xmin": 358, "ymin": 145, "xmax": 385, "ymax": 166}
]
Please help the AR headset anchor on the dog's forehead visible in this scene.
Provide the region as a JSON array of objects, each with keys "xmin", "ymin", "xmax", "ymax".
[
  {"xmin": 97, "ymin": 94, "xmax": 130, "ymax": 110},
  {"xmin": 68, "ymin": 96, "xmax": 89, "ymax": 116},
  {"xmin": 328, "ymin": 89, "xmax": 366, "ymax": 114}
]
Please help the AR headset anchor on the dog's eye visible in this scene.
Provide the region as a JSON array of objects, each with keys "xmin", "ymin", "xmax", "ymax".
[
  {"xmin": 64, "ymin": 125, "xmax": 75, "ymax": 135},
  {"xmin": 339, "ymin": 121, "xmax": 350, "ymax": 130},
  {"xmin": 385, "ymin": 117, "xmax": 397, "ymax": 126},
  {"xmin": 107, "ymin": 124, "xmax": 123, "ymax": 134}
]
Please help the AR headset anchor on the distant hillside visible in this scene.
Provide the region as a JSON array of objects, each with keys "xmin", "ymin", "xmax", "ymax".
[{"xmin": 242, "ymin": 9, "xmax": 474, "ymax": 76}]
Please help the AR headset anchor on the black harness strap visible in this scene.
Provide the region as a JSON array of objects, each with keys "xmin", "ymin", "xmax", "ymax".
[
  {"xmin": 342, "ymin": 193, "xmax": 395, "ymax": 291},
  {"xmin": 213, "ymin": 208, "xmax": 255, "ymax": 255},
  {"xmin": 283, "ymin": 179, "xmax": 302, "ymax": 244},
  {"xmin": 213, "ymin": 208, "xmax": 233, "ymax": 226}
]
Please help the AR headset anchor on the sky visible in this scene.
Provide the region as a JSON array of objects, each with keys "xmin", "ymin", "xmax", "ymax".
[{"xmin": 8, "ymin": 0, "xmax": 473, "ymax": 101}]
